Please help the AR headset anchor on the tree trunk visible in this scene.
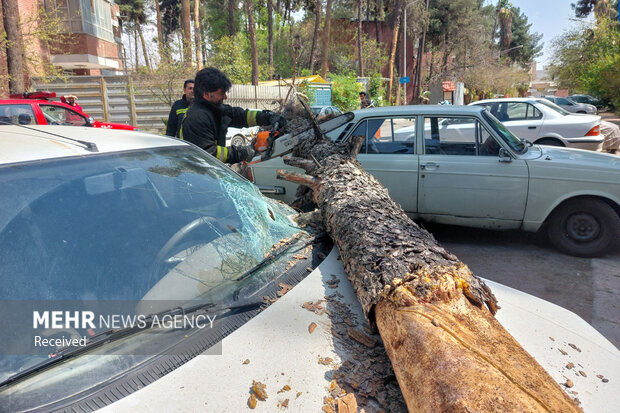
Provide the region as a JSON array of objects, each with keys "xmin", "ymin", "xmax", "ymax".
[
  {"xmin": 244, "ymin": 0, "xmax": 259, "ymax": 85},
  {"xmin": 193, "ymin": 0, "xmax": 202, "ymax": 67},
  {"xmin": 267, "ymin": 0, "xmax": 274, "ymax": 70},
  {"xmin": 181, "ymin": 0, "xmax": 192, "ymax": 66},
  {"xmin": 2, "ymin": 0, "xmax": 25, "ymax": 92},
  {"xmin": 357, "ymin": 0, "xmax": 364, "ymax": 77},
  {"xmin": 413, "ymin": 0, "xmax": 430, "ymax": 103},
  {"xmin": 374, "ymin": 0, "xmax": 379, "ymax": 43},
  {"xmin": 308, "ymin": 0, "xmax": 320, "ymax": 74},
  {"xmin": 387, "ymin": 0, "xmax": 403, "ymax": 105},
  {"xmin": 136, "ymin": 22, "xmax": 151, "ymax": 71},
  {"xmin": 320, "ymin": 0, "xmax": 333, "ymax": 78},
  {"xmin": 228, "ymin": 0, "xmax": 236, "ymax": 36},
  {"xmin": 275, "ymin": 100, "xmax": 583, "ymax": 413},
  {"xmin": 134, "ymin": 29, "xmax": 139, "ymax": 70},
  {"xmin": 155, "ymin": 0, "xmax": 164, "ymax": 57}
]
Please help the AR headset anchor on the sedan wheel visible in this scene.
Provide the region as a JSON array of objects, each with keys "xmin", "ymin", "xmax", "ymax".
[{"xmin": 547, "ymin": 199, "xmax": 620, "ymax": 257}]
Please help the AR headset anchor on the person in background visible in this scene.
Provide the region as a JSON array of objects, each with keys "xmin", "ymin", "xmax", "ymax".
[
  {"xmin": 60, "ymin": 95, "xmax": 82, "ymax": 112},
  {"xmin": 166, "ymin": 79, "xmax": 194, "ymax": 137},
  {"xmin": 359, "ymin": 91, "xmax": 371, "ymax": 109},
  {"xmin": 180, "ymin": 67, "xmax": 286, "ymax": 164}
]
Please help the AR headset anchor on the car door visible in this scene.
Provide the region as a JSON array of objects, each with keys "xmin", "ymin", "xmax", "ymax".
[
  {"xmin": 353, "ymin": 116, "xmax": 418, "ymax": 213},
  {"xmin": 39, "ymin": 104, "xmax": 89, "ymax": 126},
  {"xmin": 494, "ymin": 102, "xmax": 544, "ymax": 141},
  {"xmin": 417, "ymin": 115, "xmax": 529, "ymax": 228}
]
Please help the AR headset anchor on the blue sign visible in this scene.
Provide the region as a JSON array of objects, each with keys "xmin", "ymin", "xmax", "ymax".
[{"xmin": 399, "ymin": 77, "xmax": 410, "ymax": 84}]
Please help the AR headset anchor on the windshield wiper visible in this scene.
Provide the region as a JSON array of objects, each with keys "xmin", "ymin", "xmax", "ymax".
[
  {"xmin": 0, "ymin": 120, "xmax": 99, "ymax": 152},
  {"xmin": 0, "ymin": 299, "xmax": 263, "ymax": 388}
]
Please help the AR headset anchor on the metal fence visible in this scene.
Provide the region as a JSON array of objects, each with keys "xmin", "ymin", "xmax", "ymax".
[{"xmin": 31, "ymin": 76, "xmax": 290, "ymax": 134}]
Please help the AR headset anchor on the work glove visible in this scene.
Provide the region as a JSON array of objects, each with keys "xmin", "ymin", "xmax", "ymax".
[
  {"xmin": 267, "ymin": 112, "xmax": 287, "ymax": 129},
  {"xmin": 235, "ymin": 144, "xmax": 256, "ymax": 162}
]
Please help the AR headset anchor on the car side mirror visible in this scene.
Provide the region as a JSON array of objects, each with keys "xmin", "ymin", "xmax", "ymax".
[
  {"xmin": 498, "ymin": 148, "xmax": 512, "ymax": 163},
  {"xmin": 87, "ymin": 116, "xmax": 95, "ymax": 125}
]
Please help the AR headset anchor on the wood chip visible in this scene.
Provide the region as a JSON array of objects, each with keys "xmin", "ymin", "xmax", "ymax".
[
  {"xmin": 602, "ymin": 378, "xmax": 609, "ymax": 383},
  {"xmin": 252, "ymin": 380, "xmax": 268, "ymax": 401},
  {"xmin": 248, "ymin": 393, "xmax": 257, "ymax": 409},
  {"xmin": 579, "ymin": 371, "xmax": 587, "ymax": 377},
  {"xmin": 564, "ymin": 379, "xmax": 574, "ymax": 388},
  {"xmin": 278, "ymin": 385, "xmax": 291, "ymax": 393},
  {"xmin": 559, "ymin": 349, "xmax": 568, "ymax": 355},
  {"xmin": 347, "ymin": 327, "xmax": 378, "ymax": 348},
  {"xmin": 337, "ymin": 393, "xmax": 358, "ymax": 413},
  {"xmin": 318, "ymin": 357, "xmax": 333, "ymax": 365},
  {"xmin": 296, "ymin": 392, "xmax": 303, "ymax": 398},
  {"xmin": 549, "ymin": 336, "xmax": 555, "ymax": 341},
  {"xmin": 279, "ymin": 398, "xmax": 289, "ymax": 408},
  {"xmin": 243, "ymin": 359, "xmax": 250, "ymax": 364},
  {"xmin": 308, "ymin": 322, "xmax": 317, "ymax": 334},
  {"xmin": 568, "ymin": 343, "xmax": 582, "ymax": 352}
]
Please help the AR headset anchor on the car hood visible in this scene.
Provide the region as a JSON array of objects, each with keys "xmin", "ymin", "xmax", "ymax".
[
  {"xmin": 101, "ymin": 247, "xmax": 620, "ymax": 413},
  {"xmin": 533, "ymin": 145, "xmax": 620, "ymax": 171}
]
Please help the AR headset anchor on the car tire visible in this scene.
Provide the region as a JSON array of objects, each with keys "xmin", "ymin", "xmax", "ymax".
[
  {"xmin": 547, "ymin": 198, "xmax": 620, "ymax": 257},
  {"xmin": 536, "ymin": 138, "xmax": 564, "ymax": 147},
  {"xmin": 231, "ymin": 134, "xmax": 247, "ymax": 147}
]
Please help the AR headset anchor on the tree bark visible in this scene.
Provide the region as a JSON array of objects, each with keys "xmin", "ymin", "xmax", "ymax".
[
  {"xmin": 386, "ymin": 0, "xmax": 403, "ymax": 105},
  {"xmin": 2, "ymin": 0, "xmax": 25, "ymax": 92},
  {"xmin": 357, "ymin": 0, "xmax": 364, "ymax": 77},
  {"xmin": 193, "ymin": 0, "xmax": 202, "ymax": 67},
  {"xmin": 228, "ymin": 0, "xmax": 236, "ymax": 36},
  {"xmin": 155, "ymin": 0, "xmax": 164, "ymax": 57},
  {"xmin": 244, "ymin": 0, "xmax": 259, "ymax": 85},
  {"xmin": 320, "ymin": 0, "xmax": 333, "ymax": 78},
  {"xmin": 136, "ymin": 22, "xmax": 151, "ymax": 71},
  {"xmin": 276, "ymin": 99, "xmax": 583, "ymax": 413},
  {"xmin": 267, "ymin": 0, "xmax": 274, "ymax": 71},
  {"xmin": 181, "ymin": 0, "xmax": 192, "ymax": 66},
  {"xmin": 308, "ymin": 0, "xmax": 320, "ymax": 74}
]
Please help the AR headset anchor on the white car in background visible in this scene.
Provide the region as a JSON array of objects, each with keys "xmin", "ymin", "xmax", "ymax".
[
  {"xmin": 0, "ymin": 125, "xmax": 618, "ymax": 412},
  {"xmin": 470, "ymin": 97, "xmax": 603, "ymax": 150},
  {"xmin": 544, "ymin": 96, "xmax": 598, "ymax": 114},
  {"xmin": 226, "ymin": 125, "xmax": 260, "ymax": 147}
]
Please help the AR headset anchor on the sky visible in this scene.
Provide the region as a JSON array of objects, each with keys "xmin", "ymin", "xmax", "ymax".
[{"xmin": 487, "ymin": 0, "xmax": 595, "ymax": 68}]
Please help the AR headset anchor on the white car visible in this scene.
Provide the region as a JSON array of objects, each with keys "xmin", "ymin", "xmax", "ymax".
[
  {"xmin": 226, "ymin": 125, "xmax": 259, "ymax": 147},
  {"xmin": 470, "ymin": 97, "xmax": 603, "ymax": 150},
  {"xmin": 249, "ymin": 105, "xmax": 620, "ymax": 257},
  {"xmin": 0, "ymin": 125, "xmax": 618, "ymax": 412},
  {"xmin": 544, "ymin": 96, "xmax": 598, "ymax": 115}
]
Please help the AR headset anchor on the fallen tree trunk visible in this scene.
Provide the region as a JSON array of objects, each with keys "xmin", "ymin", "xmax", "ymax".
[{"xmin": 276, "ymin": 102, "xmax": 581, "ymax": 412}]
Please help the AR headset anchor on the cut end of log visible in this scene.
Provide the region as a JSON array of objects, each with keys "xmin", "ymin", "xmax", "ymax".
[{"xmin": 380, "ymin": 263, "xmax": 498, "ymax": 316}]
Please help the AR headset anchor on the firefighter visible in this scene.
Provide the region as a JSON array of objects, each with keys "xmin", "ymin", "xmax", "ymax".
[
  {"xmin": 180, "ymin": 67, "xmax": 286, "ymax": 164},
  {"xmin": 166, "ymin": 79, "xmax": 194, "ymax": 137}
]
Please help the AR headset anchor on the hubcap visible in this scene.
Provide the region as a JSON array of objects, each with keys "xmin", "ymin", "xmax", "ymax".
[{"xmin": 565, "ymin": 213, "xmax": 600, "ymax": 242}]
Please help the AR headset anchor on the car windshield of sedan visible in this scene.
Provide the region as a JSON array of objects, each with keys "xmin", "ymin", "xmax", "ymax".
[
  {"xmin": 0, "ymin": 146, "xmax": 306, "ymax": 398},
  {"xmin": 482, "ymin": 110, "xmax": 526, "ymax": 153},
  {"xmin": 538, "ymin": 98, "xmax": 571, "ymax": 116}
]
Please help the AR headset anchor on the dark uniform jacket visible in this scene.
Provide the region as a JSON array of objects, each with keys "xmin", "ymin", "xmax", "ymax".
[
  {"xmin": 166, "ymin": 95, "xmax": 190, "ymax": 137},
  {"xmin": 179, "ymin": 94, "xmax": 270, "ymax": 164}
]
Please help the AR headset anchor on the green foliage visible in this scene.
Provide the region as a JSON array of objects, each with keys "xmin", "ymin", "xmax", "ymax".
[
  {"xmin": 504, "ymin": 6, "xmax": 543, "ymax": 67},
  {"xmin": 368, "ymin": 72, "xmax": 385, "ymax": 105},
  {"xmin": 141, "ymin": 54, "xmax": 195, "ymax": 106},
  {"xmin": 549, "ymin": 16, "xmax": 620, "ymax": 109},
  {"xmin": 329, "ymin": 72, "xmax": 360, "ymax": 112},
  {"xmin": 209, "ymin": 35, "xmax": 252, "ymax": 83}
]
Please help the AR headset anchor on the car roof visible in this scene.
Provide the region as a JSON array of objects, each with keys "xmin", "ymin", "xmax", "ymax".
[
  {"xmin": 350, "ymin": 105, "xmax": 486, "ymax": 116},
  {"xmin": 0, "ymin": 125, "xmax": 187, "ymax": 165},
  {"xmin": 472, "ymin": 97, "xmax": 546, "ymax": 104}
]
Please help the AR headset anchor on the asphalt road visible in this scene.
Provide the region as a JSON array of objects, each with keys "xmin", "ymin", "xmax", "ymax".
[{"xmin": 425, "ymin": 223, "xmax": 620, "ymax": 350}]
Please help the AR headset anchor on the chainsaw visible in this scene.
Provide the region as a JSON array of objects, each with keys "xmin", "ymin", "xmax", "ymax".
[{"xmin": 250, "ymin": 105, "xmax": 353, "ymax": 164}]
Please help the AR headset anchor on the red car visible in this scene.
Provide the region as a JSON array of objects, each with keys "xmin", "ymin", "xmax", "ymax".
[{"xmin": 0, "ymin": 91, "xmax": 138, "ymax": 130}]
